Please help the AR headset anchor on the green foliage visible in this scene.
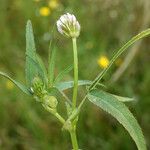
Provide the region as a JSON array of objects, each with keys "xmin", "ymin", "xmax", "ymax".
[
  {"xmin": 25, "ymin": 20, "xmax": 37, "ymax": 87},
  {"xmin": 36, "ymin": 55, "xmax": 48, "ymax": 85},
  {"xmin": 111, "ymin": 93, "xmax": 134, "ymax": 102},
  {"xmin": 54, "ymin": 65, "xmax": 73, "ymax": 84},
  {"xmin": 55, "ymin": 80, "xmax": 92, "ymax": 91},
  {"xmin": 27, "ymin": 56, "xmax": 46, "ymax": 85},
  {"xmin": 0, "ymin": 2, "xmax": 150, "ymax": 149},
  {"xmin": 87, "ymin": 90, "xmax": 146, "ymax": 150},
  {"xmin": 48, "ymin": 43, "xmax": 57, "ymax": 87},
  {"xmin": 24, "ymin": 20, "xmax": 150, "ymax": 149},
  {"xmin": 26, "ymin": 21, "xmax": 48, "ymax": 86},
  {"xmin": 0, "ymin": 71, "xmax": 31, "ymax": 95}
]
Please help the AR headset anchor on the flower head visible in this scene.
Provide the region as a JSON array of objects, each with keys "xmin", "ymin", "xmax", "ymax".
[
  {"xmin": 98, "ymin": 56, "xmax": 109, "ymax": 69},
  {"xmin": 56, "ymin": 13, "xmax": 80, "ymax": 38},
  {"xmin": 39, "ymin": 7, "xmax": 51, "ymax": 17}
]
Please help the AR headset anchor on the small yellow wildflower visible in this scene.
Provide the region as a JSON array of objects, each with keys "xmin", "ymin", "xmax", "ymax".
[
  {"xmin": 39, "ymin": 7, "xmax": 51, "ymax": 16},
  {"xmin": 98, "ymin": 56, "xmax": 109, "ymax": 69},
  {"xmin": 49, "ymin": 0, "xmax": 59, "ymax": 9},
  {"xmin": 6, "ymin": 80, "xmax": 14, "ymax": 90}
]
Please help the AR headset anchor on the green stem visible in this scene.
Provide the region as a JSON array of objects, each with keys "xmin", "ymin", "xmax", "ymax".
[
  {"xmin": 42, "ymin": 104, "xmax": 65, "ymax": 124},
  {"xmin": 72, "ymin": 38, "xmax": 78, "ymax": 109},
  {"xmin": 69, "ymin": 127, "xmax": 79, "ymax": 150},
  {"xmin": 55, "ymin": 112, "xmax": 65, "ymax": 124}
]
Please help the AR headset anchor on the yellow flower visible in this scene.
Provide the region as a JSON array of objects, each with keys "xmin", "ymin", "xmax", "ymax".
[
  {"xmin": 6, "ymin": 80, "xmax": 14, "ymax": 90},
  {"xmin": 98, "ymin": 56, "xmax": 109, "ymax": 69},
  {"xmin": 39, "ymin": 7, "xmax": 51, "ymax": 16},
  {"xmin": 49, "ymin": 0, "xmax": 59, "ymax": 9}
]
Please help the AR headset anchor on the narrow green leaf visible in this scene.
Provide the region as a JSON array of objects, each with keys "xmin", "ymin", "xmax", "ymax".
[
  {"xmin": 47, "ymin": 25, "xmax": 57, "ymax": 87},
  {"xmin": 36, "ymin": 55, "xmax": 48, "ymax": 85},
  {"xmin": 25, "ymin": 20, "xmax": 37, "ymax": 86},
  {"xmin": 27, "ymin": 56, "xmax": 47, "ymax": 84},
  {"xmin": 89, "ymin": 28, "xmax": 150, "ymax": 90},
  {"xmin": 111, "ymin": 93, "xmax": 134, "ymax": 102},
  {"xmin": 55, "ymin": 80, "xmax": 92, "ymax": 91},
  {"xmin": 0, "ymin": 71, "xmax": 31, "ymax": 95},
  {"xmin": 87, "ymin": 90, "xmax": 146, "ymax": 150},
  {"xmin": 54, "ymin": 65, "xmax": 73, "ymax": 84},
  {"xmin": 48, "ymin": 46, "xmax": 56, "ymax": 87}
]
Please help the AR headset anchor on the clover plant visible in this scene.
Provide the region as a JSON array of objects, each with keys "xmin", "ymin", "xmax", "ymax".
[{"xmin": 1, "ymin": 13, "xmax": 150, "ymax": 150}]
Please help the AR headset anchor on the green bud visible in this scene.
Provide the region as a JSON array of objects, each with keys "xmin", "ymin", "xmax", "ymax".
[
  {"xmin": 31, "ymin": 77, "xmax": 46, "ymax": 99},
  {"xmin": 32, "ymin": 77, "xmax": 44, "ymax": 91},
  {"xmin": 43, "ymin": 95, "xmax": 58, "ymax": 109}
]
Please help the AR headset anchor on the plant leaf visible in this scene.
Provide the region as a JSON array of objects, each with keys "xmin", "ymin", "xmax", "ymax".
[
  {"xmin": 0, "ymin": 71, "xmax": 31, "ymax": 95},
  {"xmin": 36, "ymin": 55, "xmax": 48, "ymax": 85},
  {"xmin": 89, "ymin": 28, "xmax": 150, "ymax": 90},
  {"xmin": 27, "ymin": 56, "xmax": 47, "ymax": 84},
  {"xmin": 54, "ymin": 65, "xmax": 73, "ymax": 84},
  {"xmin": 55, "ymin": 80, "xmax": 92, "ymax": 91},
  {"xmin": 25, "ymin": 20, "xmax": 37, "ymax": 86},
  {"xmin": 48, "ymin": 45, "xmax": 56, "ymax": 87},
  {"xmin": 87, "ymin": 90, "xmax": 146, "ymax": 150},
  {"xmin": 111, "ymin": 93, "xmax": 134, "ymax": 102}
]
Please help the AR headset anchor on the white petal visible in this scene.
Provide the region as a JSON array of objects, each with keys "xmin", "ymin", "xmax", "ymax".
[{"xmin": 56, "ymin": 13, "xmax": 80, "ymax": 37}]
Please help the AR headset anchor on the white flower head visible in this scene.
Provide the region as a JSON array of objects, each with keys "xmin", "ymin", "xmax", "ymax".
[{"xmin": 56, "ymin": 13, "xmax": 80, "ymax": 38}]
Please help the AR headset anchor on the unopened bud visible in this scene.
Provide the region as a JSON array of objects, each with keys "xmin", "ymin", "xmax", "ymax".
[
  {"xmin": 31, "ymin": 77, "xmax": 46, "ymax": 99},
  {"xmin": 43, "ymin": 95, "xmax": 58, "ymax": 109},
  {"xmin": 32, "ymin": 77, "xmax": 44, "ymax": 91}
]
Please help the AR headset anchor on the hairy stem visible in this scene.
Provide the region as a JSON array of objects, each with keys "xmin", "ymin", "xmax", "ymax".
[{"xmin": 72, "ymin": 38, "xmax": 78, "ymax": 109}]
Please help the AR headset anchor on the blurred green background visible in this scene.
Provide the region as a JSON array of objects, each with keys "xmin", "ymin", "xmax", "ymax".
[{"xmin": 0, "ymin": 0, "xmax": 150, "ymax": 149}]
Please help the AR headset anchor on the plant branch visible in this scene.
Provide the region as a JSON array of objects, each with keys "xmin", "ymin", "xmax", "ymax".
[
  {"xmin": 55, "ymin": 112, "xmax": 66, "ymax": 124},
  {"xmin": 42, "ymin": 104, "xmax": 65, "ymax": 124}
]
